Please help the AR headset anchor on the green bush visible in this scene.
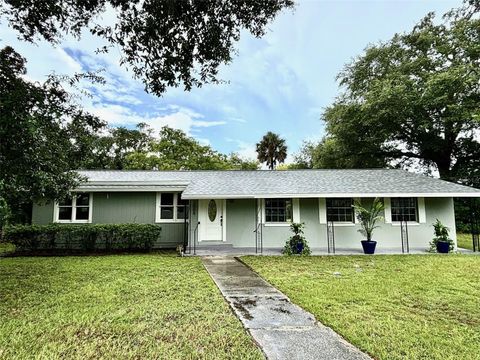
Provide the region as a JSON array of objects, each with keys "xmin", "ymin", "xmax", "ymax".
[
  {"xmin": 3, "ymin": 224, "xmax": 162, "ymax": 253},
  {"xmin": 282, "ymin": 222, "xmax": 311, "ymax": 256}
]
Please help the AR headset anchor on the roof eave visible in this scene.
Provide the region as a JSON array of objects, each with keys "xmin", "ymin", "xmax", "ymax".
[{"xmin": 181, "ymin": 192, "xmax": 480, "ymax": 200}]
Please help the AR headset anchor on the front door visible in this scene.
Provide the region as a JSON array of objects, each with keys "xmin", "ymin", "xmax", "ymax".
[{"xmin": 199, "ymin": 199, "xmax": 224, "ymax": 241}]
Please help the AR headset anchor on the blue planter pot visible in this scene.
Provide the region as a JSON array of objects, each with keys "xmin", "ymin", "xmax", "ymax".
[
  {"xmin": 295, "ymin": 242, "xmax": 304, "ymax": 254},
  {"xmin": 436, "ymin": 241, "xmax": 450, "ymax": 253},
  {"xmin": 361, "ymin": 240, "xmax": 377, "ymax": 254}
]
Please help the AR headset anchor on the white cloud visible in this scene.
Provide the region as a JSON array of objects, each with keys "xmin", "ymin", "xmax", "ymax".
[
  {"xmin": 226, "ymin": 138, "xmax": 257, "ymax": 160},
  {"xmin": 88, "ymin": 103, "xmax": 225, "ymax": 136}
]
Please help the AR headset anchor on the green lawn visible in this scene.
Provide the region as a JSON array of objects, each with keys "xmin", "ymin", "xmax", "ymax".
[
  {"xmin": 0, "ymin": 242, "xmax": 15, "ymax": 255},
  {"xmin": 457, "ymin": 233, "xmax": 475, "ymax": 250},
  {"xmin": 243, "ymin": 255, "xmax": 480, "ymax": 360},
  {"xmin": 0, "ymin": 254, "xmax": 262, "ymax": 359}
]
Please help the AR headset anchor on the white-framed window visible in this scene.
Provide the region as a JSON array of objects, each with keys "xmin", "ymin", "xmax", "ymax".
[
  {"xmin": 326, "ymin": 198, "xmax": 355, "ymax": 223},
  {"xmin": 261, "ymin": 198, "xmax": 300, "ymax": 225},
  {"xmin": 391, "ymin": 197, "xmax": 418, "ymax": 222},
  {"xmin": 265, "ymin": 198, "xmax": 292, "ymax": 223},
  {"xmin": 54, "ymin": 193, "xmax": 92, "ymax": 223},
  {"xmin": 155, "ymin": 192, "xmax": 189, "ymax": 223},
  {"xmin": 384, "ymin": 197, "xmax": 426, "ymax": 224}
]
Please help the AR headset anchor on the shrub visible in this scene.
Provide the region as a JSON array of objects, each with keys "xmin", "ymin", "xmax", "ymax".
[
  {"xmin": 3, "ymin": 224, "xmax": 162, "ymax": 253},
  {"xmin": 282, "ymin": 222, "xmax": 311, "ymax": 256},
  {"xmin": 429, "ymin": 219, "xmax": 454, "ymax": 253}
]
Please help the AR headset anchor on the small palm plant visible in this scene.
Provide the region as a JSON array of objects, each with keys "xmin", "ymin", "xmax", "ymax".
[
  {"xmin": 430, "ymin": 219, "xmax": 454, "ymax": 253},
  {"xmin": 352, "ymin": 198, "xmax": 384, "ymax": 254}
]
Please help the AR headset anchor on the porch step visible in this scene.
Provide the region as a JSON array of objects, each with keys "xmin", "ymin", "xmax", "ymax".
[{"xmin": 197, "ymin": 242, "xmax": 233, "ymax": 248}]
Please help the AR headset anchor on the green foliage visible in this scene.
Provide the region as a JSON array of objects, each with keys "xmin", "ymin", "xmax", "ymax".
[
  {"xmin": 353, "ymin": 198, "xmax": 384, "ymax": 241},
  {"xmin": 282, "ymin": 222, "xmax": 311, "ymax": 256},
  {"xmin": 123, "ymin": 126, "xmax": 257, "ymax": 170},
  {"xmin": 454, "ymin": 198, "xmax": 480, "ymax": 233},
  {"xmin": 3, "ymin": 224, "xmax": 162, "ymax": 253},
  {"xmin": 293, "ymin": 137, "xmax": 386, "ymax": 169},
  {"xmin": 429, "ymin": 219, "xmax": 455, "ymax": 252},
  {"xmin": 1, "ymin": 0, "xmax": 294, "ymax": 96},
  {"xmin": 310, "ymin": 2, "xmax": 480, "ymax": 182},
  {"xmin": 0, "ymin": 184, "xmax": 11, "ymax": 233},
  {"xmin": 256, "ymin": 131, "xmax": 288, "ymax": 170},
  {"xmin": 0, "ymin": 242, "xmax": 15, "ymax": 255},
  {"xmin": 75, "ymin": 123, "xmax": 154, "ymax": 170},
  {"xmin": 0, "ymin": 46, "xmax": 106, "ymax": 222}
]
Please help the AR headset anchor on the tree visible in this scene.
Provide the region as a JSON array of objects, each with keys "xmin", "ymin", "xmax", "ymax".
[
  {"xmin": 256, "ymin": 132, "xmax": 287, "ymax": 170},
  {"xmin": 124, "ymin": 126, "xmax": 258, "ymax": 170},
  {"xmin": 293, "ymin": 137, "xmax": 387, "ymax": 169},
  {"xmin": 0, "ymin": 46, "xmax": 105, "ymax": 222},
  {"xmin": 73, "ymin": 123, "xmax": 155, "ymax": 170},
  {"xmin": 320, "ymin": 2, "xmax": 480, "ymax": 184},
  {"xmin": 1, "ymin": 0, "xmax": 294, "ymax": 96}
]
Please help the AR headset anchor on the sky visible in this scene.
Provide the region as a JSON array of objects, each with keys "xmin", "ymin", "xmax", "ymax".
[{"xmin": 0, "ymin": 0, "xmax": 461, "ymax": 162}]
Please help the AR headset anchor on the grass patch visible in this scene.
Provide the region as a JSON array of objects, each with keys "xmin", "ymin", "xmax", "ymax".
[
  {"xmin": 0, "ymin": 254, "xmax": 262, "ymax": 359},
  {"xmin": 457, "ymin": 233, "xmax": 475, "ymax": 250},
  {"xmin": 243, "ymin": 255, "xmax": 480, "ymax": 360},
  {"xmin": 0, "ymin": 242, "xmax": 15, "ymax": 255}
]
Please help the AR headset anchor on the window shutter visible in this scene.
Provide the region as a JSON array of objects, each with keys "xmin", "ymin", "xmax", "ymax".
[
  {"xmin": 318, "ymin": 198, "xmax": 327, "ymax": 224},
  {"xmin": 384, "ymin": 197, "xmax": 392, "ymax": 223},
  {"xmin": 418, "ymin": 197, "xmax": 426, "ymax": 223},
  {"xmin": 293, "ymin": 199, "xmax": 300, "ymax": 223}
]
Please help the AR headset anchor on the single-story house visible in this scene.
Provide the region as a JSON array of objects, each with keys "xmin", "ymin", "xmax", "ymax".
[{"xmin": 32, "ymin": 169, "xmax": 480, "ymax": 253}]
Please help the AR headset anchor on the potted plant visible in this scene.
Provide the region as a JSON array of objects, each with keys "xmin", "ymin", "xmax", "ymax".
[
  {"xmin": 353, "ymin": 198, "xmax": 384, "ymax": 254},
  {"xmin": 282, "ymin": 222, "xmax": 311, "ymax": 256},
  {"xmin": 430, "ymin": 219, "xmax": 454, "ymax": 253}
]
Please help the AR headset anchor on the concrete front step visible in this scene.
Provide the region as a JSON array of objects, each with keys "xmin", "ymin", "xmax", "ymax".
[{"xmin": 196, "ymin": 242, "xmax": 234, "ymax": 248}]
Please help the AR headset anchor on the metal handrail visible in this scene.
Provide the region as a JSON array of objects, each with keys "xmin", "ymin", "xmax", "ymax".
[
  {"xmin": 254, "ymin": 199, "xmax": 263, "ymax": 254},
  {"xmin": 193, "ymin": 221, "xmax": 199, "ymax": 255},
  {"xmin": 400, "ymin": 219, "xmax": 409, "ymax": 253},
  {"xmin": 327, "ymin": 221, "xmax": 335, "ymax": 254},
  {"xmin": 470, "ymin": 199, "xmax": 479, "ymax": 252},
  {"xmin": 254, "ymin": 222, "xmax": 263, "ymax": 254}
]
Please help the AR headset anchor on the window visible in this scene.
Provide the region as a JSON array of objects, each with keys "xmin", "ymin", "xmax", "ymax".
[
  {"xmin": 391, "ymin": 197, "xmax": 418, "ymax": 222},
  {"xmin": 265, "ymin": 198, "xmax": 292, "ymax": 223},
  {"xmin": 326, "ymin": 198, "xmax": 354, "ymax": 222},
  {"xmin": 156, "ymin": 193, "xmax": 188, "ymax": 222},
  {"xmin": 55, "ymin": 193, "xmax": 91, "ymax": 223}
]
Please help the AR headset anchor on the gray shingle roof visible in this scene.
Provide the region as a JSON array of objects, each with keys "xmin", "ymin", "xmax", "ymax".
[{"xmin": 76, "ymin": 169, "xmax": 480, "ymax": 198}]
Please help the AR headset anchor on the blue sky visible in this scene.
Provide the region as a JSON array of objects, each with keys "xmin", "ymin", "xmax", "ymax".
[{"xmin": 1, "ymin": 0, "xmax": 460, "ymax": 161}]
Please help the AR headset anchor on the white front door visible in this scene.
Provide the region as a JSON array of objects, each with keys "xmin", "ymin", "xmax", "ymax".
[{"xmin": 199, "ymin": 199, "xmax": 224, "ymax": 241}]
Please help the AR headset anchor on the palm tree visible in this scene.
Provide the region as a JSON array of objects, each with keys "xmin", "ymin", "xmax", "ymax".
[{"xmin": 256, "ymin": 132, "xmax": 287, "ymax": 170}]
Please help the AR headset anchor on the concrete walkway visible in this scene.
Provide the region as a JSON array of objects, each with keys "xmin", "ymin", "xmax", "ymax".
[{"xmin": 202, "ymin": 256, "xmax": 371, "ymax": 360}]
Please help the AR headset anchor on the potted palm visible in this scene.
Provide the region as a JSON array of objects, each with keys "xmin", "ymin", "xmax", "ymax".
[
  {"xmin": 430, "ymin": 219, "xmax": 454, "ymax": 253},
  {"xmin": 353, "ymin": 198, "xmax": 384, "ymax": 254}
]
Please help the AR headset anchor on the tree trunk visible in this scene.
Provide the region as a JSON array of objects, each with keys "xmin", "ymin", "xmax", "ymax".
[{"xmin": 436, "ymin": 160, "xmax": 453, "ymax": 181}]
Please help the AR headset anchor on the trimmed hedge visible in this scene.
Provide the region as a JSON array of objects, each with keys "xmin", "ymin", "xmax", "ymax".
[{"xmin": 3, "ymin": 224, "xmax": 162, "ymax": 253}]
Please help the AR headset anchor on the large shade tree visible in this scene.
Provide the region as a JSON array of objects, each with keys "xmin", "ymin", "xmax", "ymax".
[
  {"xmin": 1, "ymin": 0, "xmax": 294, "ymax": 96},
  {"xmin": 308, "ymin": 1, "xmax": 480, "ymax": 186},
  {"xmin": 124, "ymin": 126, "xmax": 258, "ymax": 170},
  {"xmin": 74, "ymin": 123, "xmax": 155, "ymax": 170},
  {"xmin": 256, "ymin": 132, "xmax": 288, "ymax": 170},
  {"xmin": 0, "ymin": 46, "xmax": 105, "ymax": 224}
]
